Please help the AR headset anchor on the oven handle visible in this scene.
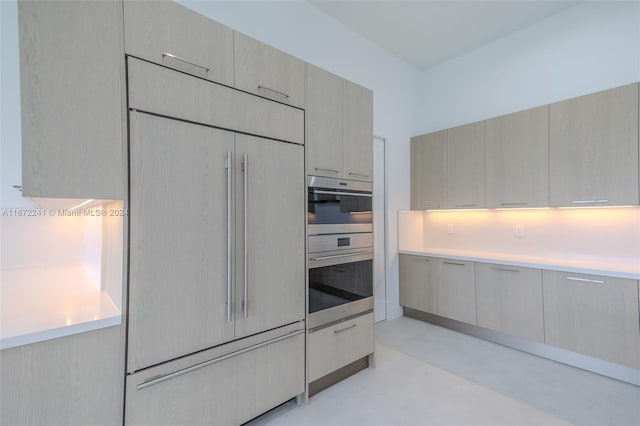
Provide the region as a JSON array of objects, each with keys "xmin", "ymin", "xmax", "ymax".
[
  {"xmin": 312, "ymin": 190, "xmax": 372, "ymax": 198},
  {"xmin": 310, "ymin": 252, "xmax": 374, "ymax": 262}
]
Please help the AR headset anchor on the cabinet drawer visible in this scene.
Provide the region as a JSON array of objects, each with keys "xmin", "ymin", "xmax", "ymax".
[
  {"xmin": 128, "ymin": 58, "xmax": 304, "ymax": 144},
  {"xmin": 543, "ymin": 270, "xmax": 640, "ymax": 368},
  {"xmin": 234, "ymin": 32, "xmax": 305, "ymax": 109},
  {"xmin": 124, "ymin": 0, "xmax": 234, "ymax": 86},
  {"xmin": 309, "ymin": 313, "xmax": 374, "ymax": 382},
  {"xmin": 125, "ymin": 329, "xmax": 304, "ymax": 425}
]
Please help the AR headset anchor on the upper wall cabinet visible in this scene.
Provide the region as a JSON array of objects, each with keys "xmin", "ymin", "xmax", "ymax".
[
  {"xmin": 343, "ymin": 80, "xmax": 374, "ymax": 181},
  {"xmin": 485, "ymin": 106, "xmax": 549, "ymax": 208},
  {"xmin": 123, "ymin": 0, "xmax": 234, "ymax": 86},
  {"xmin": 19, "ymin": 0, "xmax": 125, "ymax": 200},
  {"xmin": 234, "ymin": 32, "xmax": 305, "ymax": 109},
  {"xmin": 411, "ymin": 130, "xmax": 447, "ymax": 209},
  {"xmin": 549, "ymin": 83, "xmax": 639, "ymax": 207},
  {"xmin": 447, "ymin": 122, "xmax": 485, "ymax": 209},
  {"xmin": 306, "ymin": 66, "xmax": 374, "ymax": 182},
  {"xmin": 306, "ymin": 65, "xmax": 343, "ymax": 177}
]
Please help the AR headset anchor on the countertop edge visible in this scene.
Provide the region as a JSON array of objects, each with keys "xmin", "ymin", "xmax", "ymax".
[
  {"xmin": 0, "ymin": 314, "xmax": 122, "ymax": 350},
  {"xmin": 398, "ymin": 250, "xmax": 640, "ymax": 280}
]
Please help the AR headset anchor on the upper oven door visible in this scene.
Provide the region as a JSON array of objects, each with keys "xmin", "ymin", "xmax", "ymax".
[{"xmin": 308, "ymin": 176, "xmax": 373, "ymax": 235}]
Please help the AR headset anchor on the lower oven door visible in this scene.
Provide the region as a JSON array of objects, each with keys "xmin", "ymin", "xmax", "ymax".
[{"xmin": 308, "ymin": 251, "xmax": 373, "ymax": 329}]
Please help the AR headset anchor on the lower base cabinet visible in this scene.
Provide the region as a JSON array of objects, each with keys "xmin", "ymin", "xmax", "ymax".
[
  {"xmin": 0, "ymin": 325, "xmax": 124, "ymax": 426},
  {"xmin": 125, "ymin": 326, "xmax": 304, "ymax": 425},
  {"xmin": 309, "ymin": 312, "xmax": 374, "ymax": 383},
  {"xmin": 476, "ymin": 263, "xmax": 544, "ymax": 342},
  {"xmin": 399, "ymin": 255, "xmax": 437, "ymax": 314},
  {"xmin": 543, "ymin": 270, "xmax": 640, "ymax": 369},
  {"xmin": 437, "ymin": 259, "xmax": 476, "ymax": 324}
]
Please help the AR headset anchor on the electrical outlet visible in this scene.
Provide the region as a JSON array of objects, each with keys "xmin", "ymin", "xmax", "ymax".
[
  {"xmin": 447, "ymin": 224, "xmax": 454, "ymax": 235},
  {"xmin": 515, "ymin": 225, "xmax": 524, "ymax": 238}
]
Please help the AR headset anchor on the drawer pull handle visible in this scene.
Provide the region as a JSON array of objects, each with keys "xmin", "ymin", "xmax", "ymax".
[
  {"xmin": 566, "ymin": 276, "xmax": 605, "ymax": 284},
  {"xmin": 311, "ymin": 252, "xmax": 374, "ymax": 262},
  {"xmin": 443, "ymin": 261, "xmax": 465, "ymax": 267},
  {"xmin": 162, "ymin": 52, "xmax": 209, "ymax": 73},
  {"xmin": 500, "ymin": 202, "xmax": 528, "ymax": 206},
  {"xmin": 571, "ymin": 200, "xmax": 609, "ymax": 205},
  {"xmin": 334, "ymin": 324, "xmax": 357, "ymax": 334},
  {"xmin": 455, "ymin": 204, "xmax": 476, "ymax": 208},
  {"xmin": 315, "ymin": 168, "xmax": 340, "ymax": 174},
  {"xmin": 348, "ymin": 172, "xmax": 370, "ymax": 178},
  {"xmin": 136, "ymin": 329, "xmax": 304, "ymax": 391},
  {"xmin": 493, "ymin": 267, "xmax": 520, "ymax": 273},
  {"xmin": 257, "ymin": 85, "xmax": 290, "ymax": 99}
]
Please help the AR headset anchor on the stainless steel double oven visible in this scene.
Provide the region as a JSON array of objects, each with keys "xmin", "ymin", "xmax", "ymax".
[{"xmin": 308, "ymin": 176, "xmax": 373, "ymax": 329}]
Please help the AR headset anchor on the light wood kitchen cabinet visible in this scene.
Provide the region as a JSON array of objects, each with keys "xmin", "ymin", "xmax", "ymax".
[
  {"xmin": 543, "ymin": 270, "xmax": 640, "ymax": 368},
  {"xmin": 126, "ymin": 327, "xmax": 304, "ymax": 426},
  {"xmin": 399, "ymin": 254, "xmax": 438, "ymax": 314},
  {"xmin": 306, "ymin": 65, "xmax": 343, "ymax": 178},
  {"xmin": 475, "ymin": 263, "xmax": 544, "ymax": 342},
  {"xmin": 549, "ymin": 83, "xmax": 639, "ymax": 207},
  {"xmin": 437, "ymin": 259, "xmax": 476, "ymax": 324},
  {"xmin": 309, "ymin": 313, "xmax": 375, "ymax": 382},
  {"xmin": 343, "ymin": 79, "xmax": 374, "ymax": 181},
  {"xmin": 128, "ymin": 112, "xmax": 236, "ymax": 372},
  {"xmin": 410, "ymin": 131, "xmax": 448, "ymax": 210},
  {"xmin": 123, "ymin": 0, "xmax": 234, "ymax": 86},
  {"xmin": 447, "ymin": 122, "xmax": 485, "ymax": 209},
  {"xmin": 234, "ymin": 32, "xmax": 305, "ymax": 108},
  {"xmin": 306, "ymin": 65, "xmax": 374, "ymax": 182},
  {"xmin": 233, "ymin": 134, "xmax": 305, "ymax": 339},
  {"xmin": 19, "ymin": 0, "xmax": 124, "ymax": 199},
  {"xmin": 1, "ymin": 325, "xmax": 124, "ymax": 426},
  {"xmin": 485, "ymin": 106, "xmax": 549, "ymax": 208}
]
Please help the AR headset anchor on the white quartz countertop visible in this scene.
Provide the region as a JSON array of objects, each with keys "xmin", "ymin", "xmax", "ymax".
[
  {"xmin": 1, "ymin": 264, "xmax": 121, "ymax": 350},
  {"xmin": 399, "ymin": 248, "xmax": 640, "ymax": 280}
]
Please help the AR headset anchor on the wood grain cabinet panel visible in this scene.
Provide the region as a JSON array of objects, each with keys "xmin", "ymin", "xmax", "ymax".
[
  {"xmin": 343, "ymin": 80, "xmax": 374, "ymax": 181},
  {"xmin": 447, "ymin": 122, "xmax": 485, "ymax": 209},
  {"xmin": 19, "ymin": 0, "xmax": 124, "ymax": 199},
  {"xmin": 399, "ymin": 254, "xmax": 437, "ymax": 314},
  {"xmin": 437, "ymin": 259, "xmax": 476, "ymax": 324},
  {"xmin": 485, "ymin": 106, "xmax": 549, "ymax": 208},
  {"xmin": 123, "ymin": 0, "xmax": 234, "ymax": 86},
  {"xmin": 306, "ymin": 64, "xmax": 343, "ymax": 178},
  {"xmin": 125, "ymin": 331, "xmax": 304, "ymax": 426},
  {"xmin": 1, "ymin": 326, "xmax": 124, "ymax": 426},
  {"xmin": 411, "ymin": 131, "xmax": 448, "ymax": 210},
  {"xmin": 309, "ymin": 313, "xmax": 375, "ymax": 382},
  {"xmin": 543, "ymin": 270, "xmax": 640, "ymax": 368},
  {"xmin": 128, "ymin": 112, "xmax": 235, "ymax": 373},
  {"xmin": 476, "ymin": 263, "xmax": 544, "ymax": 342},
  {"xmin": 234, "ymin": 32, "xmax": 305, "ymax": 108},
  {"xmin": 549, "ymin": 83, "xmax": 639, "ymax": 207}
]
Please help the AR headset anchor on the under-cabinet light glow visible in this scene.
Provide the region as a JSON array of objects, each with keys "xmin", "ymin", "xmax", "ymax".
[{"xmin": 68, "ymin": 199, "xmax": 95, "ymax": 212}]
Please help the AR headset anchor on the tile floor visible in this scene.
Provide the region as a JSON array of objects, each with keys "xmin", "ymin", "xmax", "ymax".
[{"xmin": 249, "ymin": 316, "xmax": 640, "ymax": 426}]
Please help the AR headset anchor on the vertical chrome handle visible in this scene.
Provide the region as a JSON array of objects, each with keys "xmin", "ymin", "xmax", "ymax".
[
  {"xmin": 225, "ymin": 152, "xmax": 233, "ymax": 323},
  {"xmin": 242, "ymin": 154, "xmax": 249, "ymax": 319}
]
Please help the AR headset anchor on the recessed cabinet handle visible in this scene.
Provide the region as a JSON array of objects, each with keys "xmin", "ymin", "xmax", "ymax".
[
  {"xmin": 566, "ymin": 276, "xmax": 605, "ymax": 284},
  {"xmin": 493, "ymin": 267, "xmax": 520, "ymax": 273},
  {"xmin": 257, "ymin": 85, "xmax": 289, "ymax": 99},
  {"xmin": 443, "ymin": 261, "xmax": 465, "ymax": 267},
  {"xmin": 334, "ymin": 324, "xmax": 357, "ymax": 334},
  {"xmin": 315, "ymin": 168, "xmax": 339, "ymax": 174},
  {"xmin": 162, "ymin": 52, "xmax": 209, "ymax": 73},
  {"xmin": 225, "ymin": 152, "xmax": 233, "ymax": 323},
  {"xmin": 571, "ymin": 200, "xmax": 609, "ymax": 204},
  {"xmin": 501, "ymin": 202, "xmax": 528, "ymax": 207},
  {"xmin": 242, "ymin": 154, "xmax": 249, "ymax": 319},
  {"xmin": 348, "ymin": 172, "xmax": 370, "ymax": 178},
  {"xmin": 455, "ymin": 204, "xmax": 476, "ymax": 208}
]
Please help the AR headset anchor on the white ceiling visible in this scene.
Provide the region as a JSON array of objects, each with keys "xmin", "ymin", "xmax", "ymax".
[{"xmin": 309, "ymin": 0, "xmax": 583, "ymax": 70}]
